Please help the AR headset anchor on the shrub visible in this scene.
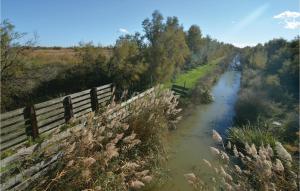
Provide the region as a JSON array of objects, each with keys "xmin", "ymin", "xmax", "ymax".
[
  {"xmin": 29, "ymin": 87, "xmax": 181, "ymax": 191},
  {"xmin": 227, "ymin": 123, "xmax": 277, "ymax": 149},
  {"xmin": 234, "ymin": 88, "xmax": 278, "ymax": 124},
  {"xmin": 190, "ymin": 86, "xmax": 214, "ymax": 104},
  {"xmin": 185, "ymin": 130, "xmax": 299, "ymax": 191}
]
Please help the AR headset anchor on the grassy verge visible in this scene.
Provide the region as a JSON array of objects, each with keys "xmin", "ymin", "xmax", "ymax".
[
  {"xmin": 165, "ymin": 56, "xmax": 228, "ymax": 107},
  {"xmin": 165, "ymin": 57, "xmax": 224, "ymax": 89}
]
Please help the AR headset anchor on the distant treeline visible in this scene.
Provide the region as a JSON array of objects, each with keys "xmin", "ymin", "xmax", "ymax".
[
  {"xmin": 233, "ymin": 37, "xmax": 299, "ymax": 149},
  {"xmin": 1, "ymin": 10, "xmax": 236, "ymax": 112}
]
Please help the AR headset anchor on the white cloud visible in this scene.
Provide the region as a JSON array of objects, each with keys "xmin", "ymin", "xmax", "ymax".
[
  {"xmin": 284, "ymin": 21, "xmax": 300, "ymax": 29},
  {"xmin": 118, "ymin": 28, "xmax": 129, "ymax": 34},
  {"xmin": 273, "ymin": 11, "xmax": 300, "ymax": 29},
  {"xmin": 273, "ymin": 11, "xmax": 300, "ymax": 19}
]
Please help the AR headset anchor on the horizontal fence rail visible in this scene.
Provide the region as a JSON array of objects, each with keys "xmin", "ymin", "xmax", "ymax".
[
  {"xmin": 0, "ymin": 83, "xmax": 113, "ymax": 152},
  {"xmin": 0, "ymin": 87, "xmax": 155, "ymax": 191},
  {"xmin": 171, "ymin": 84, "xmax": 189, "ymax": 96}
]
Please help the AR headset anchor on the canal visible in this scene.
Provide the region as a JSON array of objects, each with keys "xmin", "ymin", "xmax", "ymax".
[{"xmin": 152, "ymin": 58, "xmax": 241, "ymax": 190}]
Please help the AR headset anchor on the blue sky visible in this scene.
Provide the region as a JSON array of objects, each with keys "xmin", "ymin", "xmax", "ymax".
[{"xmin": 1, "ymin": 0, "xmax": 299, "ymax": 47}]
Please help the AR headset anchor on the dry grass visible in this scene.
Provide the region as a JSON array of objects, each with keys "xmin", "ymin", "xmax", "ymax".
[
  {"xmin": 24, "ymin": 48, "xmax": 113, "ymax": 65},
  {"xmin": 29, "ymin": 87, "xmax": 181, "ymax": 190},
  {"xmin": 185, "ymin": 130, "xmax": 299, "ymax": 191}
]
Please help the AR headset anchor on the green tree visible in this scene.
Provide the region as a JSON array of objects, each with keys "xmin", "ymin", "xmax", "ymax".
[
  {"xmin": 110, "ymin": 36, "xmax": 147, "ymax": 89},
  {"xmin": 0, "ymin": 20, "xmax": 37, "ymax": 111},
  {"xmin": 142, "ymin": 11, "xmax": 190, "ymax": 83},
  {"xmin": 186, "ymin": 25, "xmax": 202, "ymax": 53},
  {"xmin": 185, "ymin": 25, "xmax": 203, "ymax": 69},
  {"xmin": 0, "ymin": 20, "xmax": 35, "ymax": 82},
  {"xmin": 142, "ymin": 10, "xmax": 164, "ymax": 46}
]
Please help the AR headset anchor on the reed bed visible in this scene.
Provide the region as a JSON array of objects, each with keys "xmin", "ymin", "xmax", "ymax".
[{"xmin": 28, "ymin": 87, "xmax": 181, "ymax": 190}]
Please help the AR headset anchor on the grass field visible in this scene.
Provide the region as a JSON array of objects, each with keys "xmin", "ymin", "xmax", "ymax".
[
  {"xmin": 166, "ymin": 57, "xmax": 223, "ymax": 89},
  {"xmin": 24, "ymin": 47, "xmax": 113, "ymax": 65}
]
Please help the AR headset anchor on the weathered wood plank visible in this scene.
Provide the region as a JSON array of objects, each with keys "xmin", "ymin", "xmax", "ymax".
[
  {"xmin": 73, "ymin": 99, "xmax": 91, "ymax": 108},
  {"xmin": 0, "ymin": 123, "xmax": 83, "ymax": 170},
  {"xmin": 69, "ymin": 89, "xmax": 90, "ymax": 98},
  {"xmin": 35, "ymin": 102, "xmax": 64, "ymax": 115},
  {"xmin": 97, "ymin": 91, "xmax": 112, "ymax": 99},
  {"xmin": 0, "ymin": 153, "xmax": 61, "ymax": 191},
  {"xmin": 96, "ymin": 83, "xmax": 112, "ymax": 91},
  {"xmin": 37, "ymin": 113, "xmax": 65, "ymax": 127},
  {"xmin": 172, "ymin": 84, "xmax": 189, "ymax": 91},
  {"xmin": 73, "ymin": 108, "xmax": 92, "ymax": 119},
  {"xmin": 73, "ymin": 103, "xmax": 92, "ymax": 113},
  {"xmin": 0, "ymin": 145, "xmax": 37, "ymax": 170},
  {"xmin": 34, "ymin": 97, "xmax": 63, "ymax": 109},
  {"xmin": 1, "ymin": 115, "xmax": 25, "ymax": 128},
  {"xmin": 9, "ymin": 162, "xmax": 57, "ymax": 191},
  {"xmin": 36, "ymin": 107, "xmax": 65, "ymax": 121},
  {"xmin": 72, "ymin": 94, "xmax": 91, "ymax": 103},
  {"xmin": 0, "ymin": 108, "xmax": 24, "ymax": 121},
  {"xmin": 98, "ymin": 94, "xmax": 111, "ymax": 102},
  {"xmin": 1, "ymin": 121, "xmax": 28, "ymax": 135},
  {"xmin": 39, "ymin": 119, "xmax": 65, "ymax": 134},
  {"xmin": 1, "ymin": 129, "xmax": 26, "ymax": 144},
  {"xmin": 171, "ymin": 89, "xmax": 188, "ymax": 95},
  {"xmin": 96, "ymin": 87, "xmax": 111, "ymax": 95},
  {"xmin": 0, "ymin": 86, "xmax": 155, "ymax": 190},
  {"xmin": 0, "ymin": 135, "xmax": 27, "ymax": 151}
]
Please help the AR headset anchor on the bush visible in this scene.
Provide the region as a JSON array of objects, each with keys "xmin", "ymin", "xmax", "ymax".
[
  {"xmin": 227, "ymin": 124, "xmax": 277, "ymax": 149},
  {"xmin": 191, "ymin": 86, "xmax": 214, "ymax": 104},
  {"xmin": 234, "ymin": 89, "xmax": 278, "ymax": 124},
  {"xmin": 29, "ymin": 87, "xmax": 181, "ymax": 191},
  {"xmin": 185, "ymin": 130, "xmax": 299, "ymax": 191}
]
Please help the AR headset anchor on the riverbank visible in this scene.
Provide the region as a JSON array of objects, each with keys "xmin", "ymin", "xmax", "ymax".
[
  {"xmin": 168, "ymin": 55, "xmax": 235, "ymax": 111},
  {"xmin": 167, "ymin": 57, "xmax": 224, "ymax": 89},
  {"xmin": 150, "ymin": 68, "xmax": 242, "ymax": 191}
]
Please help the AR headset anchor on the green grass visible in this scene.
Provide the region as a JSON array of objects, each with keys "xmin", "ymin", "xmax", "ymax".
[
  {"xmin": 227, "ymin": 125, "xmax": 277, "ymax": 148},
  {"xmin": 166, "ymin": 57, "xmax": 223, "ymax": 89}
]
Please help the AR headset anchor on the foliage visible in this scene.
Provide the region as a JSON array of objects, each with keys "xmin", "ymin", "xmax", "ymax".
[
  {"xmin": 169, "ymin": 57, "xmax": 222, "ymax": 89},
  {"xmin": 0, "ymin": 19, "xmax": 35, "ymax": 81},
  {"xmin": 1, "ymin": 11, "xmax": 237, "ymax": 112},
  {"xmin": 143, "ymin": 11, "xmax": 190, "ymax": 83},
  {"xmin": 236, "ymin": 37, "xmax": 299, "ymax": 148},
  {"xmin": 191, "ymin": 87, "xmax": 214, "ymax": 104},
  {"xmin": 0, "ymin": 20, "xmax": 38, "ymax": 111},
  {"xmin": 110, "ymin": 35, "xmax": 147, "ymax": 89},
  {"xmin": 76, "ymin": 41, "xmax": 108, "ymax": 66},
  {"xmin": 29, "ymin": 88, "xmax": 181, "ymax": 190},
  {"xmin": 185, "ymin": 130, "xmax": 299, "ymax": 191},
  {"xmin": 184, "ymin": 25, "xmax": 203, "ymax": 69},
  {"xmin": 186, "ymin": 25, "xmax": 203, "ymax": 53},
  {"xmin": 227, "ymin": 123, "xmax": 277, "ymax": 149}
]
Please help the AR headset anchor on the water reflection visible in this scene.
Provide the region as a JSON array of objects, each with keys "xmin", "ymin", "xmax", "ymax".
[{"xmin": 151, "ymin": 68, "xmax": 241, "ymax": 191}]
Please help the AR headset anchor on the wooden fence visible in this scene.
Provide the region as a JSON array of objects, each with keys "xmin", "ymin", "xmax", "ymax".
[
  {"xmin": 0, "ymin": 84, "xmax": 113, "ymax": 152},
  {"xmin": 171, "ymin": 84, "xmax": 189, "ymax": 96},
  {"xmin": 0, "ymin": 87, "xmax": 155, "ymax": 191}
]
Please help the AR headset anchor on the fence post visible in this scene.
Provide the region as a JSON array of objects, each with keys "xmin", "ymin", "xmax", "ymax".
[
  {"xmin": 24, "ymin": 105, "xmax": 39, "ymax": 140},
  {"xmin": 111, "ymin": 85, "xmax": 116, "ymax": 103},
  {"xmin": 90, "ymin": 87, "xmax": 99, "ymax": 113},
  {"xmin": 63, "ymin": 96, "xmax": 73, "ymax": 123}
]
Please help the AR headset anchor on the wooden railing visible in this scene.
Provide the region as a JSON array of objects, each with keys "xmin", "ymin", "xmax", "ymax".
[
  {"xmin": 171, "ymin": 84, "xmax": 189, "ymax": 96},
  {"xmin": 0, "ymin": 87, "xmax": 155, "ymax": 191},
  {"xmin": 0, "ymin": 84, "xmax": 113, "ymax": 152}
]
